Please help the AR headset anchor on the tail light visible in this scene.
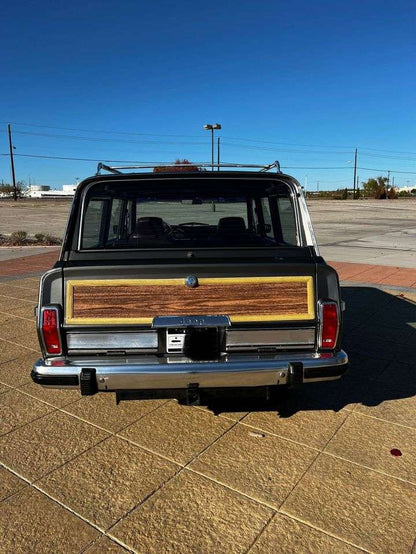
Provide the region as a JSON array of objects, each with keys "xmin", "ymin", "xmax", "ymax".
[
  {"xmin": 318, "ymin": 301, "xmax": 339, "ymax": 350},
  {"xmin": 41, "ymin": 307, "xmax": 62, "ymax": 355}
]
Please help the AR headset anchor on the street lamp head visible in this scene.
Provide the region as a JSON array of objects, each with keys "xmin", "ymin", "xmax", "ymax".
[{"xmin": 204, "ymin": 123, "xmax": 221, "ymax": 130}]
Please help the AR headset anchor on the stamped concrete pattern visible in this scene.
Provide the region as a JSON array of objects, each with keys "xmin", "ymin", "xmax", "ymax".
[
  {"xmin": 0, "ymin": 487, "xmax": 99, "ymax": 553},
  {"xmin": 281, "ymin": 454, "xmax": 416, "ymax": 553},
  {"xmin": 249, "ymin": 513, "xmax": 363, "ymax": 553},
  {"xmin": 1, "ymin": 257, "xmax": 416, "ymax": 551},
  {"xmin": 38, "ymin": 436, "xmax": 179, "ymax": 529},
  {"xmin": 110, "ymin": 471, "xmax": 273, "ymax": 554}
]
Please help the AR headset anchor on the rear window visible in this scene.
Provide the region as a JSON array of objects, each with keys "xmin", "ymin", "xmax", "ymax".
[{"xmin": 80, "ymin": 178, "xmax": 298, "ymax": 250}]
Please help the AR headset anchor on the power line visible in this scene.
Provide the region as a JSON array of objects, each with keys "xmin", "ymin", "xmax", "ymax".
[
  {"xmin": 2, "ymin": 152, "xmax": 416, "ymax": 174},
  {"xmin": 359, "ymin": 151, "xmax": 416, "ymax": 162},
  {"xmin": 11, "ymin": 130, "xmax": 207, "ymax": 146},
  {"xmin": 7, "ymin": 130, "xmax": 353, "ymax": 154},
  {"xmin": 0, "ymin": 121, "xmax": 202, "ymax": 140},
  {"xmin": 357, "ymin": 166, "xmax": 416, "ymax": 175},
  {"xmin": 315, "ymin": 179, "xmax": 351, "ymax": 184},
  {"xmin": 2, "ymin": 120, "xmax": 416, "ymax": 155},
  {"xmin": 222, "ymin": 142, "xmax": 352, "ymax": 154},
  {"xmin": 359, "ymin": 146, "xmax": 416, "ymax": 155},
  {"xmin": 0, "ymin": 152, "xmax": 353, "ymax": 169},
  {"xmin": 0, "ymin": 153, "xmax": 177, "ymax": 163},
  {"xmin": 7, "ymin": 131, "xmax": 416, "ymax": 161},
  {"xmin": 222, "ymin": 135, "xmax": 354, "ymax": 149}
]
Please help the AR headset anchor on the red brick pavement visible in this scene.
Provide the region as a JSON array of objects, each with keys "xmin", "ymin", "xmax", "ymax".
[
  {"xmin": 0, "ymin": 249, "xmax": 415, "ymax": 288},
  {"xmin": 0, "ymin": 249, "xmax": 60, "ymax": 277},
  {"xmin": 329, "ymin": 261, "xmax": 416, "ymax": 289}
]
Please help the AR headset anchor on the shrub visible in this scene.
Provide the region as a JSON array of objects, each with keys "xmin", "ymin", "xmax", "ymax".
[
  {"xmin": 33, "ymin": 233, "xmax": 62, "ymax": 245},
  {"xmin": 42, "ymin": 234, "xmax": 62, "ymax": 245},
  {"xmin": 153, "ymin": 159, "xmax": 200, "ymax": 172},
  {"xmin": 374, "ymin": 186, "xmax": 387, "ymax": 199},
  {"xmin": 9, "ymin": 230, "xmax": 28, "ymax": 245}
]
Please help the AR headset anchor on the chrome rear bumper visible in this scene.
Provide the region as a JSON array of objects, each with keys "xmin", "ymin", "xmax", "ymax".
[{"xmin": 32, "ymin": 351, "xmax": 348, "ymax": 392}]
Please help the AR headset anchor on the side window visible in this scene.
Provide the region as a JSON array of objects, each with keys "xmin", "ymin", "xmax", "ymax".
[
  {"xmin": 277, "ymin": 196, "xmax": 297, "ymax": 244},
  {"xmin": 82, "ymin": 199, "xmax": 106, "ymax": 248},
  {"xmin": 107, "ymin": 198, "xmax": 123, "ymax": 242}
]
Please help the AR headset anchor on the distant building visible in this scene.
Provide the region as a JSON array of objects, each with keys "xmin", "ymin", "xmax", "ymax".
[
  {"xmin": 26, "ymin": 184, "xmax": 79, "ymax": 198},
  {"xmin": 396, "ymin": 185, "xmax": 415, "ymax": 194}
]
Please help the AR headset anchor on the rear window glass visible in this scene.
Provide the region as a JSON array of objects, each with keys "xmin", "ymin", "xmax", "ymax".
[{"xmin": 80, "ymin": 179, "xmax": 298, "ymax": 249}]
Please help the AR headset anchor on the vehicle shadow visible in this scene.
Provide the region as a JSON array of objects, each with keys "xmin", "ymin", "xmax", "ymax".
[{"xmin": 203, "ymin": 286, "xmax": 416, "ymax": 417}]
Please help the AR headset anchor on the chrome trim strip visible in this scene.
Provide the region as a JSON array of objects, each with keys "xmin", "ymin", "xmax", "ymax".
[
  {"xmin": 226, "ymin": 328, "xmax": 315, "ymax": 348},
  {"xmin": 153, "ymin": 315, "xmax": 231, "ymax": 328},
  {"xmin": 298, "ymin": 188, "xmax": 320, "ymax": 254},
  {"xmin": 33, "ymin": 351, "xmax": 348, "ymax": 390},
  {"xmin": 67, "ymin": 331, "xmax": 158, "ymax": 350}
]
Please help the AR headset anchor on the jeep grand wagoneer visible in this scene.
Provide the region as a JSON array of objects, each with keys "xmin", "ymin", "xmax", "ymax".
[{"xmin": 32, "ymin": 162, "xmax": 348, "ymax": 403}]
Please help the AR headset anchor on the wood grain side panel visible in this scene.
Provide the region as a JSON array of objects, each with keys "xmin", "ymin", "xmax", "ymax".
[{"xmin": 66, "ymin": 277, "xmax": 314, "ymax": 324}]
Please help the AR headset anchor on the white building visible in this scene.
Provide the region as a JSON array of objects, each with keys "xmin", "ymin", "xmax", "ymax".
[
  {"xmin": 396, "ymin": 186, "xmax": 415, "ymax": 193},
  {"xmin": 26, "ymin": 184, "xmax": 79, "ymax": 198}
]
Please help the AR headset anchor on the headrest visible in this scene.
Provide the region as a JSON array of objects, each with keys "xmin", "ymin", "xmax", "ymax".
[
  {"xmin": 217, "ymin": 216, "xmax": 246, "ymax": 234},
  {"xmin": 136, "ymin": 217, "xmax": 166, "ymax": 237}
]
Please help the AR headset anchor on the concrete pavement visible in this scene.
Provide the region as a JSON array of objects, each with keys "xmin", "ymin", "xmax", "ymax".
[
  {"xmin": 1, "ymin": 251, "xmax": 416, "ymax": 552},
  {"xmin": 310, "ymin": 199, "xmax": 416, "ymax": 269},
  {"xmin": 1, "ymin": 197, "xmax": 415, "ymax": 553}
]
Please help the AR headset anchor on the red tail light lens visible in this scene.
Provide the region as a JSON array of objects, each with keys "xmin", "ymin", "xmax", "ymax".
[
  {"xmin": 42, "ymin": 308, "xmax": 62, "ymax": 354},
  {"xmin": 319, "ymin": 302, "xmax": 339, "ymax": 350}
]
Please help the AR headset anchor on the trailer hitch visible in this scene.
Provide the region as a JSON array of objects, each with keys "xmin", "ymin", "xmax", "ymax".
[{"xmin": 186, "ymin": 383, "xmax": 201, "ymax": 406}]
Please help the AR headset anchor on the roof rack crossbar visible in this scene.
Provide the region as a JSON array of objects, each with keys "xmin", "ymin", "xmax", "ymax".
[
  {"xmin": 260, "ymin": 160, "xmax": 281, "ymax": 173},
  {"xmin": 96, "ymin": 163, "xmax": 122, "ymax": 175},
  {"xmin": 96, "ymin": 161, "xmax": 282, "ymax": 175}
]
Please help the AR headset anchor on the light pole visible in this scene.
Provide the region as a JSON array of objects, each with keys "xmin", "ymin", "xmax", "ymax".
[{"xmin": 204, "ymin": 124, "xmax": 221, "ymax": 171}]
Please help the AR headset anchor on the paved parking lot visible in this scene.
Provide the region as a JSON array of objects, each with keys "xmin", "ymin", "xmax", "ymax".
[
  {"xmin": 1, "ymin": 272, "xmax": 416, "ymax": 553},
  {"xmin": 1, "ymin": 197, "xmax": 415, "ymax": 552},
  {"xmin": 1, "ymin": 198, "xmax": 415, "ymax": 267}
]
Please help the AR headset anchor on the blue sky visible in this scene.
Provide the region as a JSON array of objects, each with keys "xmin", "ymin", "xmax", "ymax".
[{"xmin": 1, "ymin": 0, "xmax": 415, "ymax": 189}]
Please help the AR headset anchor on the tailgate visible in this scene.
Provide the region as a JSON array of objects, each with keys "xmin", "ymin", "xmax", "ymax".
[
  {"xmin": 65, "ymin": 275, "xmax": 314, "ymax": 325},
  {"xmin": 60, "ymin": 262, "xmax": 318, "ymax": 356}
]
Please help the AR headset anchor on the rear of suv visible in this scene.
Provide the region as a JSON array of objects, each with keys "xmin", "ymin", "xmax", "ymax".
[{"xmin": 32, "ymin": 162, "xmax": 348, "ymax": 403}]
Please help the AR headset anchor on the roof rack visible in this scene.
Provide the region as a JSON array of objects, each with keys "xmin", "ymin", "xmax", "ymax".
[{"xmin": 96, "ymin": 161, "xmax": 282, "ymax": 175}]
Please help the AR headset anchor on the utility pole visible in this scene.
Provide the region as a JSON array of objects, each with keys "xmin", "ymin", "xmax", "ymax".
[
  {"xmin": 352, "ymin": 148, "xmax": 357, "ymax": 199},
  {"xmin": 317, "ymin": 181, "xmax": 320, "ymax": 193},
  {"xmin": 387, "ymin": 170, "xmax": 390, "ymax": 187},
  {"xmin": 217, "ymin": 137, "xmax": 220, "ymax": 171},
  {"xmin": 7, "ymin": 124, "xmax": 17, "ymax": 201}
]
